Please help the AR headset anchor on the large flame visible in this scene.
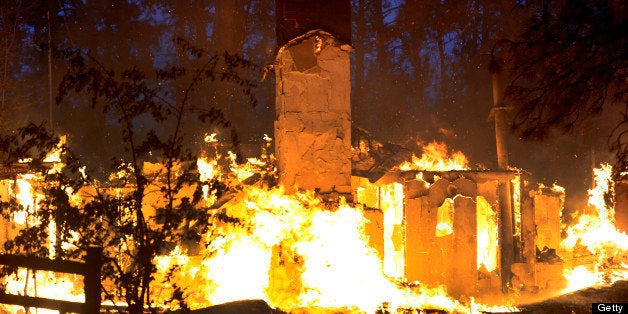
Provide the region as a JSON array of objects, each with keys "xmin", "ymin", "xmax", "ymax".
[
  {"xmin": 1, "ymin": 136, "xmax": 523, "ymax": 313},
  {"xmin": 0, "ymin": 135, "xmax": 87, "ymax": 314},
  {"xmin": 8, "ymin": 137, "xmax": 628, "ymax": 312},
  {"xmin": 398, "ymin": 141, "xmax": 469, "ymax": 171},
  {"xmin": 477, "ymin": 196, "xmax": 498, "ymax": 273},
  {"xmin": 560, "ymin": 163, "xmax": 628, "ymax": 293},
  {"xmin": 164, "ymin": 185, "xmax": 493, "ymax": 313}
]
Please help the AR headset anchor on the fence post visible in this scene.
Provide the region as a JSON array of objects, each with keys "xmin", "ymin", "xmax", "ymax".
[{"xmin": 83, "ymin": 247, "xmax": 102, "ymax": 314}]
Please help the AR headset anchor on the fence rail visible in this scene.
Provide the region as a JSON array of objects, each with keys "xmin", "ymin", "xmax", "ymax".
[{"xmin": 0, "ymin": 246, "xmax": 102, "ymax": 314}]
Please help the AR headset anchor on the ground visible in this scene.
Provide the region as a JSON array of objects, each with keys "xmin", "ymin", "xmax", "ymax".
[
  {"xmin": 164, "ymin": 281, "xmax": 628, "ymax": 313},
  {"xmin": 517, "ymin": 280, "xmax": 628, "ymax": 314}
]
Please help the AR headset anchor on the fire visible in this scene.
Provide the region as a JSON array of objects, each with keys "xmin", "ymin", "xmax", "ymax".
[
  {"xmin": 156, "ymin": 179, "xmax": 520, "ymax": 313},
  {"xmin": 477, "ymin": 196, "xmax": 498, "ymax": 272},
  {"xmin": 1, "ymin": 135, "xmax": 525, "ymax": 314},
  {"xmin": 168, "ymin": 185, "xmax": 482, "ymax": 313},
  {"xmin": 10, "ymin": 175, "xmax": 38, "ymax": 225},
  {"xmin": 1, "ymin": 216, "xmax": 84, "ymax": 311},
  {"xmin": 0, "ymin": 135, "xmax": 88, "ymax": 314},
  {"xmin": 3, "ymin": 269, "xmax": 84, "ymax": 314},
  {"xmin": 436, "ymin": 198, "xmax": 454, "ymax": 237},
  {"xmin": 43, "ymin": 135, "xmax": 66, "ymax": 174},
  {"xmin": 380, "ymin": 183, "xmax": 405, "ymax": 279},
  {"xmin": 560, "ymin": 163, "xmax": 628, "ymax": 293},
  {"xmin": 6, "ymin": 132, "xmax": 628, "ymax": 313},
  {"xmin": 398, "ymin": 141, "xmax": 469, "ymax": 171},
  {"xmin": 562, "ymin": 265, "xmax": 606, "ymax": 293},
  {"xmin": 197, "ymin": 157, "xmax": 217, "ymax": 182},
  {"xmin": 293, "ymin": 204, "xmax": 392, "ymax": 309}
]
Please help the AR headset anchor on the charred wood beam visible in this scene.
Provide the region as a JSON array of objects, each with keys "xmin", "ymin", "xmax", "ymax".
[
  {"xmin": 0, "ymin": 162, "xmax": 57, "ymax": 179},
  {"xmin": 376, "ymin": 169, "xmax": 526, "ymax": 185},
  {"xmin": 0, "ymin": 254, "xmax": 88, "ymax": 275},
  {"xmin": 0, "ymin": 247, "xmax": 102, "ymax": 314},
  {"xmin": 0, "ymin": 294, "xmax": 85, "ymax": 313}
]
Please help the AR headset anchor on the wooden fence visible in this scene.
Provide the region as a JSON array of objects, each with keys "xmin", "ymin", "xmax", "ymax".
[{"xmin": 0, "ymin": 247, "xmax": 102, "ymax": 314}]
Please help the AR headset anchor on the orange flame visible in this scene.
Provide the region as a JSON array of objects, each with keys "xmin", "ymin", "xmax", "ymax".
[
  {"xmin": 398, "ymin": 141, "xmax": 469, "ymax": 171},
  {"xmin": 0, "ymin": 136, "xmax": 524, "ymax": 314},
  {"xmin": 560, "ymin": 163, "xmax": 628, "ymax": 293}
]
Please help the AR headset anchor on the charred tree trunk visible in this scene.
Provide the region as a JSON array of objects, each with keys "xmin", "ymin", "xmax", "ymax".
[
  {"xmin": 492, "ymin": 70, "xmax": 509, "ymax": 169},
  {"xmin": 490, "ymin": 60, "xmax": 515, "ymax": 292}
]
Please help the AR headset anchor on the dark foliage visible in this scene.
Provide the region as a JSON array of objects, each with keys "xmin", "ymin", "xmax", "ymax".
[
  {"xmin": 497, "ymin": 0, "xmax": 627, "ymax": 179},
  {"xmin": 0, "ymin": 37, "xmax": 260, "ymax": 313}
]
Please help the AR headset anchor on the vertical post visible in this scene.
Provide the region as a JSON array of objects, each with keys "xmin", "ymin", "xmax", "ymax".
[
  {"xmin": 520, "ymin": 189, "xmax": 537, "ymax": 289},
  {"xmin": 83, "ymin": 247, "xmax": 102, "ymax": 314},
  {"xmin": 490, "ymin": 60, "xmax": 515, "ymax": 292},
  {"xmin": 450, "ymin": 196, "xmax": 477, "ymax": 297},
  {"xmin": 498, "ymin": 179, "xmax": 514, "ymax": 292},
  {"xmin": 492, "ymin": 69, "xmax": 508, "ymax": 169}
]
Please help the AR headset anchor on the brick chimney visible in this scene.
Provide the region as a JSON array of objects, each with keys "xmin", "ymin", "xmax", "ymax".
[{"xmin": 274, "ymin": 31, "xmax": 352, "ymax": 196}]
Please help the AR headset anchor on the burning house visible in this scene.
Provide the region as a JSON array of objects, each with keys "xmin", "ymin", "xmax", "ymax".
[
  {"xmin": 271, "ymin": 0, "xmax": 569, "ymax": 302},
  {"xmin": 0, "ymin": 1, "xmax": 626, "ymax": 313}
]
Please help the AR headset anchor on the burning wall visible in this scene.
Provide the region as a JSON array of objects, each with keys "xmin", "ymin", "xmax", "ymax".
[
  {"xmin": 512, "ymin": 186, "xmax": 566, "ymax": 294},
  {"xmin": 348, "ymin": 133, "xmax": 579, "ymax": 300},
  {"xmin": 353, "ymin": 170, "xmax": 522, "ymax": 298}
]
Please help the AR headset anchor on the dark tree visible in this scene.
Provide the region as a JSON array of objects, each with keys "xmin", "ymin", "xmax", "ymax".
[
  {"xmin": 497, "ymin": 0, "xmax": 627, "ymax": 179},
  {"xmin": 0, "ymin": 0, "xmax": 64, "ymax": 130},
  {"xmin": 0, "ymin": 37, "xmax": 259, "ymax": 313}
]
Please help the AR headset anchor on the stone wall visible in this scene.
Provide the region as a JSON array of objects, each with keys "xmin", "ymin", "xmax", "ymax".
[{"xmin": 274, "ymin": 33, "xmax": 352, "ymax": 195}]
